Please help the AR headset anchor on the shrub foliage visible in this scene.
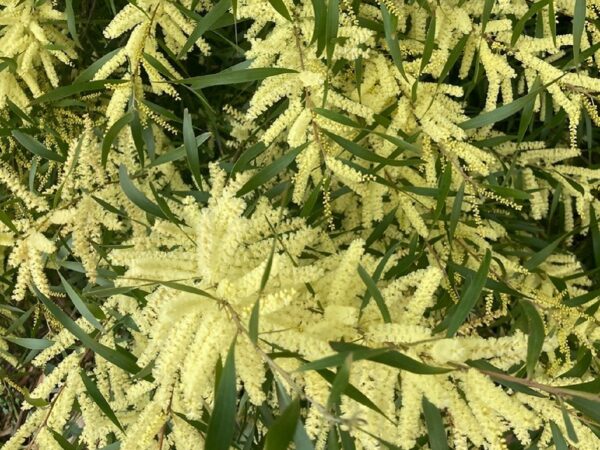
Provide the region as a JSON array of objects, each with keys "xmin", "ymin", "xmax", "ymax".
[{"xmin": 0, "ymin": 0, "xmax": 600, "ymax": 449}]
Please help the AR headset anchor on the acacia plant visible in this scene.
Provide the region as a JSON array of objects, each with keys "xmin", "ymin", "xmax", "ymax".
[{"xmin": 1, "ymin": 0, "xmax": 600, "ymax": 449}]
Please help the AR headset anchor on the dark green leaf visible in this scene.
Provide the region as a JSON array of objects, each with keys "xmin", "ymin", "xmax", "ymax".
[
  {"xmin": 31, "ymin": 80, "xmax": 125, "ymax": 104},
  {"xmin": 422, "ymin": 397, "xmax": 448, "ymax": 450},
  {"xmin": 550, "ymin": 421, "xmax": 569, "ymax": 450},
  {"xmin": 80, "ymin": 371, "xmax": 125, "ymax": 432},
  {"xmin": 205, "ymin": 341, "xmax": 237, "ymax": 450},
  {"xmin": 446, "ymin": 249, "xmax": 491, "ymax": 337},
  {"xmin": 520, "ymin": 300, "xmax": 545, "ymax": 378},
  {"xmin": 59, "ymin": 273, "xmax": 104, "ymax": 331},
  {"xmin": 12, "ymin": 130, "xmax": 65, "ymax": 162},
  {"xmin": 327, "ymin": 354, "xmax": 352, "ymax": 408},
  {"xmin": 573, "ymin": 0, "xmax": 586, "ymax": 67},
  {"xmin": 237, "ymin": 142, "xmax": 309, "ymax": 196},
  {"xmin": 264, "ymin": 398, "xmax": 301, "ymax": 450},
  {"xmin": 267, "ymin": 0, "xmax": 292, "ymax": 21},
  {"xmin": 119, "ymin": 165, "xmax": 169, "ymax": 220},
  {"xmin": 358, "ymin": 264, "xmax": 391, "ymax": 323},
  {"xmin": 102, "ymin": 112, "xmax": 134, "ymax": 167},
  {"xmin": 183, "ymin": 67, "xmax": 296, "ymax": 90},
  {"xmin": 34, "ymin": 286, "xmax": 141, "ymax": 374},
  {"xmin": 4, "ymin": 336, "xmax": 53, "ymax": 350},
  {"xmin": 178, "ymin": 0, "xmax": 232, "ymax": 57}
]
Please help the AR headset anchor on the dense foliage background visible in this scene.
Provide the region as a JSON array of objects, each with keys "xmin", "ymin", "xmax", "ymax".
[{"xmin": 0, "ymin": 0, "xmax": 600, "ymax": 449}]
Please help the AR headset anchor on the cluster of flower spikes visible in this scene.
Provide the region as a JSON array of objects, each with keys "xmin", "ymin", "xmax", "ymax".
[
  {"xmin": 226, "ymin": 0, "xmax": 600, "ymax": 367},
  {"xmin": 0, "ymin": 0, "xmax": 77, "ymax": 110},
  {"xmin": 3, "ymin": 164, "xmax": 598, "ymax": 450},
  {"xmin": 0, "ymin": 0, "xmax": 599, "ymax": 450}
]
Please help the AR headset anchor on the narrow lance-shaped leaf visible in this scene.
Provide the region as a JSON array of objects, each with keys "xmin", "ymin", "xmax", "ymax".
[
  {"xmin": 267, "ymin": 0, "xmax": 292, "ymax": 21},
  {"xmin": 420, "ymin": 15, "xmax": 436, "ymax": 73},
  {"xmin": 358, "ymin": 264, "xmax": 392, "ymax": 323},
  {"xmin": 59, "ymin": 273, "xmax": 104, "ymax": 332},
  {"xmin": 205, "ymin": 341, "xmax": 237, "ymax": 450},
  {"xmin": 80, "ymin": 371, "xmax": 124, "ymax": 432},
  {"xmin": 550, "ymin": 421, "xmax": 569, "ymax": 450},
  {"xmin": 339, "ymin": 342, "xmax": 451, "ymax": 374},
  {"xmin": 119, "ymin": 165, "xmax": 169, "ymax": 220},
  {"xmin": 177, "ymin": 0, "xmax": 232, "ymax": 58},
  {"xmin": 183, "ymin": 109, "xmax": 209, "ymax": 188},
  {"xmin": 381, "ymin": 4, "xmax": 407, "ymax": 80},
  {"xmin": 33, "ymin": 286, "xmax": 141, "ymax": 374},
  {"xmin": 4, "ymin": 337, "xmax": 54, "ymax": 350},
  {"xmin": 325, "ymin": 0, "xmax": 339, "ymax": 64},
  {"xmin": 12, "ymin": 130, "xmax": 65, "ymax": 162},
  {"xmin": 264, "ymin": 397, "xmax": 301, "ymax": 450},
  {"xmin": 327, "ymin": 354, "xmax": 352, "ymax": 409},
  {"xmin": 422, "ymin": 397, "xmax": 449, "ymax": 450},
  {"xmin": 520, "ymin": 299, "xmax": 545, "ymax": 378},
  {"xmin": 102, "ymin": 111, "xmax": 134, "ymax": 168},
  {"xmin": 446, "ymin": 249, "xmax": 492, "ymax": 337},
  {"xmin": 573, "ymin": 0, "xmax": 586, "ymax": 67},
  {"xmin": 237, "ymin": 141, "xmax": 309, "ymax": 196},
  {"xmin": 182, "ymin": 67, "xmax": 297, "ymax": 90}
]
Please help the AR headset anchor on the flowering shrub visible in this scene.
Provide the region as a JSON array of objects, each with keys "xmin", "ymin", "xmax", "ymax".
[{"xmin": 1, "ymin": 0, "xmax": 600, "ymax": 449}]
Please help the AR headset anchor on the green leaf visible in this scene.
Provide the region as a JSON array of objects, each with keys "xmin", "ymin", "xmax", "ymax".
[
  {"xmin": 249, "ymin": 299, "xmax": 260, "ymax": 344},
  {"xmin": 31, "ymin": 79, "xmax": 125, "ymax": 104},
  {"xmin": 326, "ymin": 0, "xmax": 339, "ymax": 64},
  {"xmin": 178, "ymin": 0, "xmax": 232, "ymax": 58},
  {"xmin": 327, "ymin": 354, "xmax": 352, "ymax": 408},
  {"xmin": 49, "ymin": 429, "xmax": 77, "ymax": 450},
  {"xmin": 0, "ymin": 208, "xmax": 18, "ymax": 233},
  {"xmin": 102, "ymin": 111, "xmax": 134, "ymax": 167},
  {"xmin": 315, "ymin": 368, "xmax": 391, "ymax": 420},
  {"xmin": 237, "ymin": 142, "xmax": 309, "ymax": 196},
  {"xmin": 267, "ymin": 0, "xmax": 292, "ymax": 21},
  {"xmin": 511, "ymin": 0, "xmax": 551, "ymax": 46},
  {"xmin": 65, "ymin": 0, "xmax": 81, "ymax": 48},
  {"xmin": 183, "ymin": 67, "xmax": 296, "ymax": 90},
  {"xmin": 566, "ymin": 396, "xmax": 600, "ymax": 424},
  {"xmin": 550, "ymin": 421, "xmax": 569, "ymax": 450},
  {"xmin": 34, "ymin": 286, "xmax": 141, "ymax": 374},
  {"xmin": 448, "ymin": 182, "xmax": 464, "ymax": 243},
  {"xmin": 183, "ymin": 109, "xmax": 209, "ymax": 188},
  {"xmin": 523, "ymin": 231, "xmax": 571, "ymax": 271},
  {"xmin": 314, "ymin": 107, "xmax": 361, "ymax": 128},
  {"xmin": 548, "ymin": 0, "xmax": 557, "ymax": 46},
  {"xmin": 329, "ymin": 342, "xmax": 452, "ymax": 374},
  {"xmin": 264, "ymin": 397, "xmax": 301, "ymax": 450},
  {"xmin": 420, "ymin": 15, "xmax": 436, "ymax": 73},
  {"xmin": 80, "ymin": 371, "xmax": 125, "ymax": 432},
  {"xmin": 74, "ymin": 48, "xmax": 122, "ymax": 83},
  {"xmin": 12, "ymin": 130, "xmax": 65, "ymax": 162},
  {"xmin": 358, "ymin": 264, "xmax": 391, "ymax": 323},
  {"xmin": 573, "ymin": 0, "xmax": 586, "ymax": 67},
  {"xmin": 590, "ymin": 205, "xmax": 600, "ymax": 268},
  {"xmin": 422, "ymin": 397, "xmax": 448, "ymax": 450},
  {"xmin": 459, "ymin": 83, "xmax": 545, "ymax": 129},
  {"xmin": 438, "ymin": 34, "xmax": 469, "ymax": 84},
  {"xmin": 520, "ymin": 300, "xmax": 545, "ymax": 378},
  {"xmin": 59, "ymin": 273, "xmax": 104, "ymax": 332},
  {"xmin": 446, "ymin": 249, "xmax": 491, "ymax": 337},
  {"xmin": 311, "ymin": 0, "xmax": 327, "ymax": 56},
  {"xmin": 481, "ymin": 0, "xmax": 495, "ymax": 34},
  {"xmin": 381, "ymin": 4, "xmax": 407, "ymax": 79},
  {"xmin": 4, "ymin": 336, "xmax": 54, "ymax": 350},
  {"xmin": 561, "ymin": 404, "xmax": 579, "ymax": 442},
  {"xmin": 433, "ymin": 163, "xmax": 452, "ymax": 222},
  {"xmin": 517, "ymin": 77, "xmax": 541, "ymax": 142},
  {"xmin": 205, "ymin": 341, "xmax": 237, "ymax": 450},
  {"xmin": 324, "ymin": 130, "xmax": 411, "ymax": 166},
  {"xmin": 119, "ymin": 165, "xmax": 169, "ymax": 220}
]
